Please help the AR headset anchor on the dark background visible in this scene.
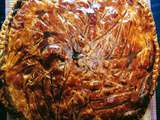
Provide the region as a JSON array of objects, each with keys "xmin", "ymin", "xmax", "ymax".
[
  {"xmin": 152, "ymin": 1, "xmax": 160, "ymax": 120},
  {"xmin": 0, "ymin": 0, "xmax": 159, "ymax": 120},
  {"xmin": 0, "ymin": 1, "xmax": 7, "ymax": 120}
]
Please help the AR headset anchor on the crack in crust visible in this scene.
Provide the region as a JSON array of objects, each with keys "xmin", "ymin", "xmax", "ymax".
[{"xmin": 0, "ymin": 0, "xmax": 159, "ymax": 120}]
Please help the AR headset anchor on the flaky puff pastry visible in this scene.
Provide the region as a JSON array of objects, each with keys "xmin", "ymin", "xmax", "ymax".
[{"xmin": 0, "ymin": 0, "xmax": 159, "ymax": 120}]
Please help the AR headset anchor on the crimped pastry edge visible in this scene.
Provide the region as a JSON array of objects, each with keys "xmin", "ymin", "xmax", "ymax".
[{"xmin": 137, "ymin": 0, "xmax": 160, "ymax": 97}]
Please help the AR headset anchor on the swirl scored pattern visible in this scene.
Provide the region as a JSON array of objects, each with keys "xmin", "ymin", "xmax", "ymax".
[{"xmin": 0, "ymin": 0, "xmax": 159, "ymax": 120}]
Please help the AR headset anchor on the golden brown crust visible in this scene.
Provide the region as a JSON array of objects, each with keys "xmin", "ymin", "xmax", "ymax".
[{"xmin": 0, "ymin": 0, "xmax": 159, "ymax": 120}]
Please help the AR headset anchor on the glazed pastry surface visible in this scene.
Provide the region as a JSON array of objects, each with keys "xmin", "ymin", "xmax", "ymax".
[{"xmin": 0, "ymin": 0, "xmax": 159, "ymax": 120}]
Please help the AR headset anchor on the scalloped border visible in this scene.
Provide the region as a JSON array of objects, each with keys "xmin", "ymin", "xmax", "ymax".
[
  {"xmin": 137, "ymin": 0, "xmax": 160, "ymax": 97},
  {"xmin": 0, "ymin": 0, "xmax": 15, "ymax": 62}
]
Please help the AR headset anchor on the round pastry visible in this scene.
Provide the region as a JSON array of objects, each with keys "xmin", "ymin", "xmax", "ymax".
[{"xmin": 0, "ymin": 0, "xmax": 159, "ymax": 120}]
